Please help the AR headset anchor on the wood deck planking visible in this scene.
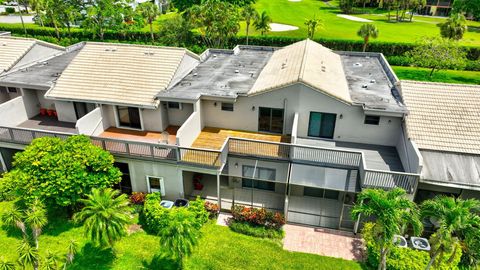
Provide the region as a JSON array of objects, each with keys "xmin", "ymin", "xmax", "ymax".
[{"xmin": 99, "ymin": 126, "xmax": 179, "ymax": 144}]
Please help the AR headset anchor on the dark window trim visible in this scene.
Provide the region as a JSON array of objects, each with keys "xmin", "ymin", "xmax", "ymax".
[
  {"xmin": 307, "ymin": 111, "xmax": 337, "ymax": 139},
  {"xmin": 7, "ymin": 87, "xmax": 17, "ymax": 93},
  {"xmin": 167, "ymin": 102, "xmax": 181, "ymax": 109},
  {"xmin": 258, "ymin": 107, "xmax": 284, "ymax": 134},
  {"xmin": 221, "ymin": 102, "xmax": 234, "ymax": 112},
  {"xmin": 116, "ymin": 106, "xmax": 142, "ymax": 129},
  {"xmin": 364, "ymin": 115, "xmax": 380, "ymax": 125}
]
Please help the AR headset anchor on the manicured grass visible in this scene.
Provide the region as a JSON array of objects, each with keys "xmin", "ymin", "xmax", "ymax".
[
  {"xmin": 187, "ymin": 222, "xmax": 363, "ymax": 270},
  {"xmin": 244, "ymin": 0, "xmax": 480, "ymax": 46},
  {"xmin": 0, "ymin": 201, "xmax": 363, "ymax": 270},
  {"xmin": 392, "ymin": 66, "xmax": 480, "ymax": 85}
]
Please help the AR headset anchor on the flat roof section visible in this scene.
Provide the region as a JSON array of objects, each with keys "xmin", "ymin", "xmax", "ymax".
[
  {"xmin": 0, "ymin": 48, "xmax": 80, "ymax": 89},
  {"xmin": 340, "ymin": 53, "xmax": 407, "ymax": 113},
  {"xmin": 158, "ymin": 46, "xmax": 274, "ymax": 100}
]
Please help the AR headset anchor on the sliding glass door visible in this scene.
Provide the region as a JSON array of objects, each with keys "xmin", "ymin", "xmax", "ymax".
[
  {"xmin": 258, "ymin": 107, "xmax": 284, "ymax": 133},
  {"xmin": 117, "ymin": 106, "xmax": 142, "ymax": 129},
  {"xmin": 308, "ymin": 112, "xmax": 336, "ymax": 139}
]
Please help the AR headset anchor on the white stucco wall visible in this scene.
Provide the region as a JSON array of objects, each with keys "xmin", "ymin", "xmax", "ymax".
[
  {"xmin": 55, "ymin": 101, "xmax": 77, "ymax": 123},
  {"xmin": 76, "ymin": 107, "xmax": 104, "ymax": 136},
  {"xmin": 176, "ymin": 100, "xmax": 201, "ymax": 147},
  {"xmin": 396, "ymin": 125, "xmax": 423, "ymax": 174},
  {"xmin": 100, "ymin": 105, "xmax": 116, "ymax": 130},
  {"xmin": 167, "ymin": 103, "xmax": 194, "ymax": 126},
  {"xmin": 21, "ymin": 88, "xmax": 39, "ymax": 118},
  {"xmin": 201, "ymin": 84, "xmax": 402, "ymax": 146},
  {"xmin": 0, "ymin": 96, "xmax": 28, "ymax": 126},
  {"xmin": 115, "ymin": 157, "xmax": 184, "ymax": 200},
  {"xmin": 142, "ymin": 107, "xmax": 164, "ymax": 132}
]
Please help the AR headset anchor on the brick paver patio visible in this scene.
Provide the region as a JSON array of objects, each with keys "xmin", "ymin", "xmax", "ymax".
[{"xmin": 283, "ymin": 224, "xmax": 365, "ymax": 261}]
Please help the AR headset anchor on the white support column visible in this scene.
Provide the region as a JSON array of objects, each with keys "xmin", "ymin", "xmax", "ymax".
[{"xmin": 216, "ymin": 172, "xmax": 221, "ymax": 209}]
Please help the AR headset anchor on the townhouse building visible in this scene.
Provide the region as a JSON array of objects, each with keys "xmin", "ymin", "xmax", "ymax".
[{"xmin": 0, "ymin": 37, "xmax": 478, "ymax": 232}]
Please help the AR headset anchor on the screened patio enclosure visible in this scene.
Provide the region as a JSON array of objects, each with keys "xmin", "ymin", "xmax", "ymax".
[{"xmin": 287, "ymin": 163, "xmax": 359, "ymax": 230}]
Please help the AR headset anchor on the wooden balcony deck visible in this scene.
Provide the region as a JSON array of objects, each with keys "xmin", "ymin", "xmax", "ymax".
[
  {"xmin": 99, "ymin": 126, "xmax": 179, "ymax": 144},
  {"xmin": 192, "ymin": 127, "xmax": 290, "ymax": 150}
]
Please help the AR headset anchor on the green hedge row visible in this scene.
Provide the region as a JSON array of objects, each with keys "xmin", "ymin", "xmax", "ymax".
[
  {"xmin": 1, "ymin": 23, "xmax": 479, "ymax": 60},
  {"xmin": 387, "ymin": 55, "xmax": 480, "ymax": 71}
]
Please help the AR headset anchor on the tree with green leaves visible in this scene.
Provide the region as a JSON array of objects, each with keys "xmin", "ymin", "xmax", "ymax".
[
  {"xmin": 254, "ymin": 11, "xmax": 271, "ymax": 36},
  {"xmin": 188, "ymin": 0, "xmax": 241, "ymax": 48},
  {"xmin": 406, "ymin": 37, "xmax": 467, "ymax": 76},
  {"xmin": 29, "ymin": 0, "xmax": 45, "ymax": 27},
  {"xmin": 453, "ymin": 0, "xmax": 480, "ymax": 20},
  {"xmin": 440, "ymin": 13, "xmax": 468, "ymax": 40},
  {"xmin": 63, "ymin": 240, "xmax": 78, "ymax": 270},
  {"xmin": 0, "ymin": 257, "xmax": 15, "ymax": 270},
  {"xmin": 25, "ymin": 199, "xmax": 48, "ymax": 249},
  {"xmin": 421, "ymin": 196, "xmax": 480, "ymax": 270},
  {"xmin": 74, "ymin": 188, "xmax": 131, "ymax": 249},
  {"xmin": 340, "ymin": 0, "xmax": 355, "ymax": 14},
  {"xmin": 242, "ymin": 4, "xmax": 258, "ymax": 45},
  {"xmin": 15, "ymin": 0, "xmax": 27, "ymax": 36},
  {"xmin": 352, "ymin": 188, "xmax": 422, "ymax": 270},
  {"xmin": 304, "ymin": 15, "xmax": 322, "ymax": 39},
  {"xmin": 158, "ymin": 207, "xmax": 200, "ymax": 269},
  {"xmin": 158, "ymin": 15, "xmax": 194, "ymax": 47},
  {"xmin": 17, "ymin": 240, "xmax": 39, "ymax": 270},
  {"xmin": 137, "ymin": 1, "xmax": 159, "ymax": 42},
  {"xmin": 0, "ymin": 135, "xmax": 122, "ymax": 209},
  {"xmin": 357, "ymin": 23, "xmax": 379, "ymax": 52},
  {"xmin": 83, "ymin": 0, "xmax": 129, "ymax": 40}
]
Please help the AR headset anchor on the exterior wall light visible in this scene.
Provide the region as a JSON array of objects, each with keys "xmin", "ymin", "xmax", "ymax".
[
  {"xmin": 339, "ymin": 114, "xmax": 343, "ymax": 119},
  {"xmin": 214, "ymin": 102, "xmax": 217, "ymax": 107},
  {"xmin": 234, "ymin": 162, "xmax": 238, "ymax": 168},
  {"xmin": 251, "ymin": 106, "xmax": 255, "ymax": 111}
]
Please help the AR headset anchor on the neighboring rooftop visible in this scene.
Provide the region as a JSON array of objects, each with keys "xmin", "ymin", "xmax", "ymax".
[
  {"xmin": 0, "ymin": 37, "xmax": 64, "ymax": 74},
  {"xmin": 401, "ymin": 80, "xmax": 480, "ymax": 155},
  {"xmin": 249, "ymin": 39, "xmax": 352, "ymax": 103},
  {"xmin": 157, "ymin": 46, "xmax": 274, "ymax": 100},
  {"xmin": 46, "ymin": 42, "xmax": 200, "ymax": 108},
  {"xmin": 340, "ymin": 52, "xmax": 406, "ymax": 113},
  {"xmin": 0, "ymin": 44, "xmax": 82, "ymax": 89}
]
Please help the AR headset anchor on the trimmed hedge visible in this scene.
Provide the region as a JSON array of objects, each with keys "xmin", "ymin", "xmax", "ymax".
[
  {"xmin": 387, "ymin": 55, "xmax": 480, "ymax": 71},
  {"xmin": 2, "ymin": 23, "xmax": 479, "ymax": 60},
  {"xmin": 229, "ymin": 220, "xmax": 284, "ymax": 240}
]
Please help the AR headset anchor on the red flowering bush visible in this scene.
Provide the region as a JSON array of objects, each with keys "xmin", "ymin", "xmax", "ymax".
[
  {"xmin": 129, "ymin": 192, "xmax": 146, "ymax": 205},
  {"xmin": 231, "ymin": 205, "xmax": 285, "ymax": 229},
  {"xmin": 204, "ymin": 201, "xmax": 220, "ymax": 218}
]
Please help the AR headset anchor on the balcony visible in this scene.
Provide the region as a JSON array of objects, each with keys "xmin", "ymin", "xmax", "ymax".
[
  {"xmin": 17, "ymin": 115, "xmax": 77, "ymax": 134},
  {"xmin": 99, "ymin": 126, "xmax": 179, "ymax": 144}
]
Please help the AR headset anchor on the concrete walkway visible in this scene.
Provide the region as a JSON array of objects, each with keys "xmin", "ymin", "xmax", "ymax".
[
  {"xmin": 0, "ymin": 15, "xmax": 34, "ymax": 24},
  {"xmin": 283, "ymin": 224, "xmax": 365, "ymax": 261}
]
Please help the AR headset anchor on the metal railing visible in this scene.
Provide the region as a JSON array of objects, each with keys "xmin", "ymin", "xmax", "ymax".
[{"xmin": 0, "ymin": 125, "xmax": 420, "ymax": 192}]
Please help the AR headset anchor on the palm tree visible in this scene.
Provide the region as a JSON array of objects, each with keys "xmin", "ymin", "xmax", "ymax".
[
  {"xmin": 357, "ymin": 23, "xmax": 379, "ymax": 52},
  {"xmin": 159, "ymin": 208, "xmax": 199, "ymax": 269},
  {"xmin": 0, "ymin": 257, "xmax": 15, "ymax": 270},
  {"xmin": 63, "ymin": 240, "xmax": 78, "ymax": 270},
  {"xmin": 17, "ymin": 241, "xmax": 39, "ymax": 270},
  {"xmin": 304, "ymin": 15, "xmax": 323, "ymax": 39},
  {"xmin": 25, "ymin": 199, "xmax": 47, "ymax": 249},
  {"xmin": 29, "ymin": 0, "xmax": 45, "ymax": 27},
  {"xmin": 15, "ymin": 0, "xmax": 27, "ymax": 36},
  {"xmin": 43, "ymin": 251, "xmax": 59, "ymax": 270},
  {"xmin": 440, "ymin": 13, "xmax": 468, "ymax": 41},
  {"xmin": 254, "ymin": 11, "xmax": 271, "ymax": 36},
  {"xmin": 74, "ymin": 188, "xmax": 131, "ymax": 249},
  {"xmin": 421, "ymin": 196, "xmax": 480, "ymax": 270},
  {"xmin": 242, "ymin": 4, "xmax": 258, "ymax": 45},
  {"xmin": 352, "ymin": 188, "xmax": 422, "ymax": 270},
  {"xmin": 2, "ymin": 206, "xmax": 27, "ymax": 240},
  {"xmin": 137, "ymin": 2, "xmax": 159, "ymax": 43}
]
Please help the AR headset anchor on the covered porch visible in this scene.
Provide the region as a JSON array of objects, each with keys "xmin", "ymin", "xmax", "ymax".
[
  {"xmin": 99, "ymin": 126, "xmax": 179, "ymax": 144},
  {"xmin": 17, "ymin": 115, "xmax": 77, "ymax": 133}
]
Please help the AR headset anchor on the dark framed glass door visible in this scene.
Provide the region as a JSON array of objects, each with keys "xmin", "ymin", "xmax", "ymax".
[
  {"xmin": 258, "ymin": 107, "xmax": 284, "ymax": 133},
  {"xmin": 308, "ymin": 112, "xmax": 336, "ymax": 139},
  {"xmin": 114, "ymin": 162, "xmax": 132, "ymax": 194},
  {"xmin": 74, "ymin": 102, "xmax": 88, "ymax": 120},
  {"xmin": 117, "ymin": 106, "xmax": 142, "ymax": 129}
]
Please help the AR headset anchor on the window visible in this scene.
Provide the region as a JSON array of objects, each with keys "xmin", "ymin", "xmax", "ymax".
[
  {"xmin": 242, "ymin": 165, "xmax": 276, "ymax": 191},
  {"xmin": 308, "ymin": 112, "xmax": 337, "ymax": 139},
  {"xmin": 221, "ymin": 102, "xmax": 234, "ymax": 111},
  {"xmin": 258, "ymin": 107, "xmax": 284, "ymax": 133},
  {"xmin": 167, "ymin": 102, "xmax": 181, "ymax": 109},
  {"xmin": 147, "ymin": 176, "xmax": 165, "ymax": 196},
  {"xmin": 364, "ymin": 115, "xmax": 380, "ymax": 125},
  {"xmin": 7, "ymin": 87, "xmax": 17, "ymax": 93},
  {"xmin": 117, "ymin": 106, "xmax": 141, "ymax": 129},
  {"xmin": 114, "ymin": 162, "xmax": 132, "ymax": 194},
  {"xmin": 304, "ymin": 187, "xmax": 339, "ymax": 200}
]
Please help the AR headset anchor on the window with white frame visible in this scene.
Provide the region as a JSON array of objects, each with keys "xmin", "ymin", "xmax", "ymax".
[{"xmin": 146, "ymin": 176, "xmax": 165, "ymax": 196}]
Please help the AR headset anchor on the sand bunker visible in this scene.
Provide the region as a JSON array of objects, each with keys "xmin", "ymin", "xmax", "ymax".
[
  {"xmin": 337, "ymin": 14, "xmax": 373, "ymax": 22},
  {"xmin": 270, "ymin": 23, "xmax": 299, "ymax": 32}
]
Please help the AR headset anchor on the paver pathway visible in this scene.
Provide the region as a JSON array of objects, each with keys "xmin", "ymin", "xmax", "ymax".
[{"xmin": 283, "ymin": 224, "xmax": 365, "ymax": 261}]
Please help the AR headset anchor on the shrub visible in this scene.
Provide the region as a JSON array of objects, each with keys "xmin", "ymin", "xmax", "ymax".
[
  {"xmin": 230, "ymin": 205, "xmax": 285, "ymax": 230},
  {"xmin": 140, "ymin": 193, "xmax": 208, "ymax": 234},
  {"xmin": 229, "ymin": 220, "xmax": 284, "ymax": 240},
  {"xmin": 129, "ymin": 192, "xmax": 146, "ymax": 205},
  {"xmin": 204, "ymin": 201, "xmax": 219, "ymax": 219},
  {"xmin": 362, "ymin": 222, "xmax": 462, "ymax": 270},
  {"xmin": 5, "ymin": 7, "xmax": 15, "ymax": 14}
]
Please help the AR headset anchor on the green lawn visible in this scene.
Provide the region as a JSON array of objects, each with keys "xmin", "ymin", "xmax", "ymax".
[
  {"xmin": 246, "ymin": 0, "xmax": 480, "ymax": 46},
  {"xmin": 0, "ymin": 201, "xmax": 363, "ymax": 270},
  {"xmin": 392, "ymin": 66, "xmax": 480, "ymax": 85}
]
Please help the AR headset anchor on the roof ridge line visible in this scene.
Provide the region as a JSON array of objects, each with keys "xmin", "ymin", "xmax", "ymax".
[{"xmin": 298, "ymin": 39, "xmax": 309, "ymax": 83}]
